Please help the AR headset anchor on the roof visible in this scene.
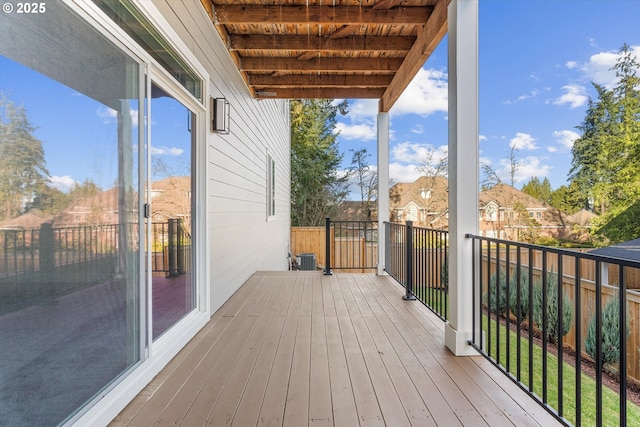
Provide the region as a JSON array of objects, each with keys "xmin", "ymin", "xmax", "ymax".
[
  {"xmin": 479, "ymin": 184, "xmax": 546, "ymax": 210},
  {"xmin": 480, "ymin": 184, "xmax": 574, "ymax": 228},
  {"xmin": 591, "ymin": 238, "xmax": 640, "ymax": 262},
  {"xmin": 390, "ymin": 175, "xmax": 449, "ymax": 213},
  {"xmin": 203, "ymin": 0, "xmax": 450, "ymax": 111},
  {"xmin": 567, "ymin": 209, "xmax": 598, "ymax": 226},
  {"xmin": 0, "ymin": 211, "xmax": 52, "ymax": 230}
]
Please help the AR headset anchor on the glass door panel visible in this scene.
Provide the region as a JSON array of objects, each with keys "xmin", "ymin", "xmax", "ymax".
[
  {"xmin": 149, "ymin": 82, "xmax": 195, "ymax": 340},
  {"xmin": 0, "ymin": 3, "xmax": 141, "ymax": 424}
]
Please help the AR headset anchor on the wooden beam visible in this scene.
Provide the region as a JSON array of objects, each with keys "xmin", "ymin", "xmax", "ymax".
[
  {"xmin": 214, "ymin": 5, "xmax": 432, "ymax": 25},
  {"xmin": 373, "ymin": 0, "xmax": 406, "ymax": 10},
  {"xmin": 380, "ymin": 0, "xmax": 448, "ymax": 112},
  {"xmin": 254, "ymin": 87, "xmax": 385, "ymax": 99},
  {"xmin": 228, "ymin": 35, "xmax": 415, "ymax": 52},
  {"xmin": 241, "ymin": 56, "xmax": 403, "ymax": 72},
  {"xmin": 330, "ymin": 25, "xmax": 359, "ymax": 39},
  {"xmin": 249, "ymin": 74, "xmax": 393, "ymax": 88}
]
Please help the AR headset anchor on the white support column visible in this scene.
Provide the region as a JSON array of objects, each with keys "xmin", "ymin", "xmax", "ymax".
[
  {"xmin": 445, "ymin": 0, "xmax": 480, "ymax": 356},
  {"xmin": 377, "ymin": 111, "xmax": 390, "ymax": 275}
]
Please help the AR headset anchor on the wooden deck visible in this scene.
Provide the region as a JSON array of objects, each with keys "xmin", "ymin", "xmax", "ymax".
[{"xmin": 111, "ymin": 271, "xmax": 563, "ymax": 426}]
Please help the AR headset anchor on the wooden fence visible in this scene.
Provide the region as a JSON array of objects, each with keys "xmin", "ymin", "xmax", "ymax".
[
  {"xmin": 290, "ymin": 226, "xmax": 378, "ymax": 272},
  {"xmin": 482, "ymin": 249, "xmax": 640, "ymax": 382},
  {"xmin": 290, "ymin": 227, "xmax": 325, "ymax": 268}
]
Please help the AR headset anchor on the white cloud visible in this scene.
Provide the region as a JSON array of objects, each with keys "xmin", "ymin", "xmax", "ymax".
[
  {"xmin": 554, "ymin": 85, "xmax": 588, "ymax": 109},
  {"xmin": 580, "ymin": 45, "xmax": 640, "ymax": 88},
  {"xmin": 547, "ymin": 146, "xmax": 558, "ymax": 153},
  {"xmin": 391, "ymin": 142, "xmax": 447, "ymax": 165},
  {"xmin": 411, "ymin": 124, "xmax": 424, "ymax": 134},
  {"xmin": 497, "ymin": 156, "xmax": 551, "ymax": 185},
  {"xmin": 553, "ymin": 129, "xmax": 580, "ymax": 150},
  {"xmin": 509, "ymin": 133, "xmax": 538, "ymax": 151},
  {"xmin": 151, "ymin": 146, "xmax": 184, "ymax": 156},
  {"xmin": 518, "ymin": 89, "xmax": 540, "ymax": 101},
  {"xmin": 97, "ymin": 106, "xmax": 139, "ymax": 126},
  {"xmin": 335, "ymin": 122, "xmax": 376, "ymax": 141},
  {"xmin": 566, "ymin": 61, "xmax": 578, "ymax": 69},
  {"xmin": 347, "ymin": 99, "xmax": 379, "ymax": 122},
  {"xmin": 392, "ymin": 68, "xmax": 448, "ymax": 117},
  {"xmin": 49, "ymin": 175, "xmax": 77, "ymax": 193},
  {"xmin": 389, "ymin": 162, "xmax": 423, "ymax": 184}
]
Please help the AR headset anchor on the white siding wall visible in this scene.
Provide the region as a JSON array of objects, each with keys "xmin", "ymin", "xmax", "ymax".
[{"xmin": 152, "ymin": 1, "xmax": 291, "ymax": 314}]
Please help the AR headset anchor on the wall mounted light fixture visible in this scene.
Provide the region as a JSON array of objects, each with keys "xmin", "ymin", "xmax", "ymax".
[{"xmin": 211, "ymin": 97, "xmax": 230, "ymax": 133}]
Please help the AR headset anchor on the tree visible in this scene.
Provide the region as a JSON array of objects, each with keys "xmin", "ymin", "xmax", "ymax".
[
  {"xmin": 349, "ymin": 148, "xmax": 377, "ymax": 220},
  {"xmin": 26, "ymin": 182, "xmax": 69, "ymax": 215},
  {"xmin": 481, "ymin": 145, "xmax": 520, "ymax": 189},
  {"xmin": 290, "ymin": 99, "xmax": 349, "ymax": 226},
  {"xmin": 569, "ymin": 44, "xmax": 640, "ymax": 243},
  {"xmin": 0, "ymin": 95, "xmax": 49, "ymax": 220},
  {"xmin": 68, "ymin": 179, "xmax": 101, "ymax": 201},
  {"xmin": 521, "ymin": 176, "xmax": 552, "ymax": 203},
  {"xmin": 549, "ymin": 182, "xmax": 588, "ymax": 214}
]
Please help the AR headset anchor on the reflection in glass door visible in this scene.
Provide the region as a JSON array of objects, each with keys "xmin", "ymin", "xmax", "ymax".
[{"xmin": 149, "ymin": 83, "xmax": 195, "ymax": 339}]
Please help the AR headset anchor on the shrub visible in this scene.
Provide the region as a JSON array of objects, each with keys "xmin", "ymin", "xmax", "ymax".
[
  {"xmin": 486, "ymin": 268, "xmax": 530, "ymax": 323},
  {"xmin": 585, "ymin": 295, "xmax": 631, "ymax": 368},
  {"xmin": 532, "ymin": 272, "xmax": 573, "ymax": 344}
]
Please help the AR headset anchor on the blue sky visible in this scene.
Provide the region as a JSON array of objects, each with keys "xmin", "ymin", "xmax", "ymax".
[
  {"xmin": 2, "ymin": 1, "xmax": 639, "ymax": 199},
  {"xmin": 336, "ymin": 0, "xmax": 640, "ymax": 199}
]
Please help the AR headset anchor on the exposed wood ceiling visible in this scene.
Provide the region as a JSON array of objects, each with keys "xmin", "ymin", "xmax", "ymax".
[{"xmin": 201, "ymin": 0, "xmax": 449, "ymax": 112}]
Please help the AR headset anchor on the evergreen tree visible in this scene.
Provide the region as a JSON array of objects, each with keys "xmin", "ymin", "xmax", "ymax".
[
  {"xmin": 0, "ymin": 96, "xmax": 48, "ymax": 220},
  {"xmin": 290, "ymin": 99, "xmax": 349, "ymax": 226},
  {"xmin": 569, "ymin": 44, "xmax": 640, "ymax": 242},
  {"xmin": 549, "ymin": 182, "xmax": 589, "ymax": 215},
  {"xmin": 521, "ymin": 176, "xmax": 552, "ymax": 203}
]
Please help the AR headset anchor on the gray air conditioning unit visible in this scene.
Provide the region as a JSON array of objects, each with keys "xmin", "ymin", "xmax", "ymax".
[{"xmin": 296, "ymin": 253, "xmax": 316, "ymax": 271}]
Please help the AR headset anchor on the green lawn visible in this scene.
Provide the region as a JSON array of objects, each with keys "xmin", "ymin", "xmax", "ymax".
[{"xmin": 482, "ymin": 314, "xmax": 639, "ymax": 426}]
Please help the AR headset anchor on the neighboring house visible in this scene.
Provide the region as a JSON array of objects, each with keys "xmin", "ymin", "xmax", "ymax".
[
  {"xmin": 50, "ymin": 187, "xmax": 121, "ymax": 227},
  {"xmin": 389, "ymin": 176, "xmax": 449, "ymax": 229},
  {"xmin": 335, "ymin": 200, "xmax": 378, "ymax": 221},
  {"xmin": 479, "ymin": 183, "xmax": 575, "ymax": 241},
  {"xmin": 0, "ymin": 211, "xmax": 52, "ymax": 231}
]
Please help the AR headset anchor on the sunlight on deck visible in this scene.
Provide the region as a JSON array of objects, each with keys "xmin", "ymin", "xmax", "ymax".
[{"xmin": 111, "ymin": 272, "xmax": 562, "ymax": 426}]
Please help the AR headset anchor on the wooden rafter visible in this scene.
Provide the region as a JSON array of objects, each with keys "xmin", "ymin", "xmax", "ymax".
[
  {"xmin": 249, "ymin": 74, "xmax": 393, "ymax": 88},
  {"xmin": 213, "ymin": 5, "xmax": 432, "ymax": 25},
  {"xmin": 380, "ymin": 0, "xmax": 448, "ymax": 111},
  {"xmin": 241, "ymin": 57, "xmax": 403, "ymax": 73},
  {"xmin": 228, "ymin": 35, "xmax": 415, "ymax": 53},
  {"xmin": 205, "ymin": 0, "xmax": 449, "ymax": 107},
  {"xmin": 255, "ymin": 87, "xmax": 385, "ymax": 99}
]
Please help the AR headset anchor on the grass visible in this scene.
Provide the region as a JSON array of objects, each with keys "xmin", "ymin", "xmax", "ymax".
[{"xmin": 481, "ymin": 312, "xmax": 640, "ymax": 426}]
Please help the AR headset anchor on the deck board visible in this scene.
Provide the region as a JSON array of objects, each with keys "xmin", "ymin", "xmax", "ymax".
[{"xmin": 112, "ymin": 272, "xmax": 564, "ymax": 427}]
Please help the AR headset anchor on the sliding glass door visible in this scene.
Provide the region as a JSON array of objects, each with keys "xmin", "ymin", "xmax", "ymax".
[
  {"xmin": 0, "ymin": 2, "xmax": 142, "ymax": 424},
  {"xmin": 149, "ymin": 82, "xmax": 195, "ymax": 340}
]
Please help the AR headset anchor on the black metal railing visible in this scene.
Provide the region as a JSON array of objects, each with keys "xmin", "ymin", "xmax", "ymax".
[
  {"xmin": 467, "ymin": 234, "xmax": 640, "ymax": 427},
  {"xmin": 0, "ymin": 223, "xmax": 121, "ymax": 278},
  {"xmin": 324, "ymin": 218, "xmax": 378, "ymax": 274},
  {"xmin": 384, "ymin": 221, "xmax": 449, "ymax": 320},
  {"xmin": 151, "ymin": 218, "xmax": 191, "ymax": 276}
]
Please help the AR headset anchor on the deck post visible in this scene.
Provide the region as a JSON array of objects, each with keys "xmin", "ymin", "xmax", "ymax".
[
  {"xmin": 377, "ymin": 111, "xmax": 390, "ymax": 275},
  {"xmin": 324, "ymin": 217, "xmax": 332, "ymax": 275},
  {"xmin": 403, "ymin": 220, "xmax": 416, "ymax": 300},
  {"xmin": 444, "ymin": 0, "xmax": 480, "ymax": 356}
]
